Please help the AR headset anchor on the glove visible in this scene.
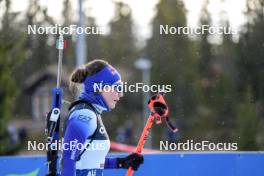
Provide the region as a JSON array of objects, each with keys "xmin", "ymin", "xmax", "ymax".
[{"xmin": 117, "ymin": 153, "xmax": 144, "ymax": 171}]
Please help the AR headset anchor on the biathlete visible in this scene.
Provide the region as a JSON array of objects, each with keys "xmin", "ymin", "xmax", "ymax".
[{"xmin": 61, "ymin": 59, "xmax": 144, "ymax": 176}]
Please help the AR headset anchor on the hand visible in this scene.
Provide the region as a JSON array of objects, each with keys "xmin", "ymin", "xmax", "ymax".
[{"xmin": 117, "ymin": 153, "xmax": 144, "ymax": 171}]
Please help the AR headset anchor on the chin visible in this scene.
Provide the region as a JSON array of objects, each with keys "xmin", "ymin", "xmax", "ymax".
[{"xmin": 110, "ymin": 103, "xmax": 116, "ymax": 109}]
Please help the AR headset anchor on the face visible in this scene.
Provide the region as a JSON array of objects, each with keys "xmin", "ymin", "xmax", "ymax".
[{"xmin": 101, "ymin": 81, "xmax": 123, "ymax": 110}]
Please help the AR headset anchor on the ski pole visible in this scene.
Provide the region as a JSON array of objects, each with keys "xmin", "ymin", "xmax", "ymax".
[
  {"xmin": 125, "ymin": 115, "xmax": 155, "ymax": 176},
  {"xmin": 46, "ymin": 34, "xmax": 65, "ymax": 176},
  {"xmin": 125, "ymin": 92, "xmax": 178, "ymax": 176}
]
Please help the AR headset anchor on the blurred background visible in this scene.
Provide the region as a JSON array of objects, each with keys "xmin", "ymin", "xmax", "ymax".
[{"xmin": 0, "ymin": 0, "xmax": 264, "ymax": 156}]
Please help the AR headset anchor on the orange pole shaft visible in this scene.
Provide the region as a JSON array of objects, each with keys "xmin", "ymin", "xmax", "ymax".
[{"xmin": 125, "ymin": 115, "xmax": 155, "ymax": 176}]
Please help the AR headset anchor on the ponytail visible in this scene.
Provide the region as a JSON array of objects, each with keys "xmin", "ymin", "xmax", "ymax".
[{"xmin": 69, "ymin": 59, "xmax": 109, "ymax": 91}]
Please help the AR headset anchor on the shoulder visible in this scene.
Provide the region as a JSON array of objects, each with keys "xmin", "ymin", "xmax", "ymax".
[
  {"xmin": 67, "ymin": 108, "xmax": 98, "ymax": 132},
  {"xmin": 65, "ymin": 108, "xmax": 98, "ymax": 137},
  {"xmin": 69, "ymin": 108, "xmax": 97, "ymax": 122}
]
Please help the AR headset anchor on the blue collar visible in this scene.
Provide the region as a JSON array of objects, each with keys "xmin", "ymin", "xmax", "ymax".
[{"xmin": 79, "ymin": 92, "xmax": 109, "ymax": 112}]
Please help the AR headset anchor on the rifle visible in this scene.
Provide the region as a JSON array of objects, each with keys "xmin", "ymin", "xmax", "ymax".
[{"xmin": 46, "ymin": 34, "xmax": 65, "ymax": 176}]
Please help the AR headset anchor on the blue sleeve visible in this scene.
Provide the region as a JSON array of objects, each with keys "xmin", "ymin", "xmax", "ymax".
[
  {"xmin": 61, "ymin": 109, "xmax": 97, "ymax": 176},
  {"xmin": 104, "ymin": 157, "xmax": 117, "ymax": 169}
]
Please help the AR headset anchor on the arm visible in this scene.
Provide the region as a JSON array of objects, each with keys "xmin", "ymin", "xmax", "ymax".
[
  {"xmin": 104, "ymin": 157, "xmax": 117, "ymax": 169},
  {"xmin": 61, "ymin": 109, "xmax": 97, "ymax": 176}
]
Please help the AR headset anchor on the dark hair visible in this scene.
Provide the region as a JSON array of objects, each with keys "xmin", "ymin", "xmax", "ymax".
[{"xmin": 69, "ymin": 59, "xmax": 109, "ymax": 90}]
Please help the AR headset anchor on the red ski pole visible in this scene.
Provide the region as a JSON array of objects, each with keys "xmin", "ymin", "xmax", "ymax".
[
  {"xmin": 125, "ymin": 115, "xmax": 155, "ymax": 176},
  {"xmin": 125, "ymin": 92, "xmax": 178, "ymax": 176}
]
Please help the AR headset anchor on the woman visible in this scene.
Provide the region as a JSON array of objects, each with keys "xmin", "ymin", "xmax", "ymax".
[{"xmin": 61, "ymin": 59, "xmax": 143, "ymax": 176}]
